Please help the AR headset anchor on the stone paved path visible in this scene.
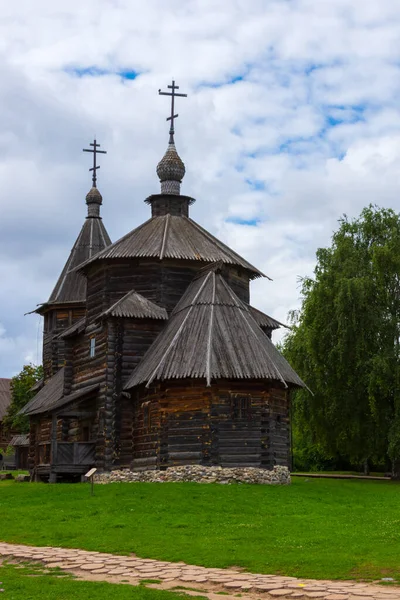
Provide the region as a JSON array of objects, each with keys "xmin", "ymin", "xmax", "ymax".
[{"xmin": 0, "ymin": 542, "xmax": 399, "ymax": 600}]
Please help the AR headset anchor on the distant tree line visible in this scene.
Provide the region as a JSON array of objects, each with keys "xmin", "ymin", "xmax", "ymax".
[{"xmin": 282, "ymin": 205, "xmax": 400, "ymax": 477}]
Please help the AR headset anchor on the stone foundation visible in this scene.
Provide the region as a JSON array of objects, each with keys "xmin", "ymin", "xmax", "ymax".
[{"xmin": 95, "ymin": 465, "xmax": 290, "ymax": 485}]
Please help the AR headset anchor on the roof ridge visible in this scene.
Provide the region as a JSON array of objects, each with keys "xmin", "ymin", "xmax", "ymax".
[
  {"xmin": 75, "ymin": 216, "xmax": 157, "ymax": 273},
  {"xmin": 124, "ymin": 272, "xmax": 305, "ymax": 390},
  {"xmin": 53, "ymin": 223, "xmax": 87, "ymax": 301},
  {"xmin": 159, "ymin": 213, "xmax": 170, "ymax": 260},
  {"xmin": 235, "ymin": 300, "xmax": 288, "ymax": 387},
  {"xmin": 99, "ymin": 289, "xmax": 168, "ymax": 321},
  {"xmin": 206, "ymin": 272, "xmax": 216, "ymax": 386},
  {"xmin": 74, "ymin": 215, "xmax": 265, "ymax": 278},
  {"xmin": 103, "ymin": 289, "xmax": 137, "ymax": 316},
  {"xmin": 145, "ymin": 271, "xmax": 213, "ymax": 387},
  {"xmin": 219, "ymin": 275, "xmax": 245, "ymax": 309}
]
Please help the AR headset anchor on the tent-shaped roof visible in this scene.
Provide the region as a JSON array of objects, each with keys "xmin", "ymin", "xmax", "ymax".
[
  {"xmin": 77, "ymin": 214, "xmax": 265, "ymax": 279},
  {"xmin": 0, "ymin": 378, "xmax": 11, "ymax": 421},
  {"xmin": 45, "ymin": 218, "xmax": 111, "ymax": 306},
  {"xmin": 99, "ymin": 290, "xmax": 168, "ymax": 320},
  {"xmin": 37, "ymin": 187, "xmax": 111, "ymax": 312},
  {"xmin": 124, "ymin": 270, "xmax": 304, "ymax": 390}
]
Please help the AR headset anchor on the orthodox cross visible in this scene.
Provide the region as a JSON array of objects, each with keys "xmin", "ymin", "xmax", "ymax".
[
  {"xmin": 83, "ymin": 138, "xmax": 107, "ymax": 188},
  {"xmin": 158, "ymin": 80, "xmax": 187, "ymax": 143}
]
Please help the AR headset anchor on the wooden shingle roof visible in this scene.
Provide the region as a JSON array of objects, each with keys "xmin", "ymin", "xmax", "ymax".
[
  {"xmin": 248, "ymin": 305, "xmax": 286, "ymax": 331},
  {"xmin": 77, "ymin": 214, "xmax": 266, "ymax": 279},
  {"xmin": 19, "ymin": 368, "xmax": 99, "ymax": 416},
  {"xmin": 36, "ymin": 187, "xmax": 111, "ymax": 313},
  {"xmin": 0, "ymin": 378, "xmax": 11, "ymax": 421},
  {"xmin": 124, "ymin": 271, "xmax": 304, "ymax": 390},
  {"xmin": 45, "ymin": 218, "xmax": 111, "ymax": 307},
  {"xmin": 19, "ymin": 368, "xmax": 64, "ymax": 416},
  {"xmin": 9, "ymin": 434, "xmax": 29, "ymax": 447},
  {"xmin": 99, "ymin": 290, "xmax": 168, "ymax": 320}
]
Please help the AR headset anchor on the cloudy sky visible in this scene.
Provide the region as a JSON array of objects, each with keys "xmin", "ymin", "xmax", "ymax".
[{"xmin": 1, "ymin": 0, "xmax": 400, "ymax": 376}]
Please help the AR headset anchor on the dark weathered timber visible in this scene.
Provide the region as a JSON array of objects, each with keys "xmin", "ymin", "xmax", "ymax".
[
  {"xmin": 77, "ymin": 214, "xmax": 265, "ymax": 280},
  {"xmin": 25, "ymin": 134, "xmax": 303, "ymax": 480},
  {"xmin": 125, "ymin": 270, "xmax": 304, "ymax": 390},
  {"xmin": 129, "ymin": 380, "xmax": 291, "ymax": 470},
  {"xmin": 34, "ymin": 181, "xmax": 111, "ymax": 383}
]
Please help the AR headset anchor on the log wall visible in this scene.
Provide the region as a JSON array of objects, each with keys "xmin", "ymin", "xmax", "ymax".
[
  {"xmin": 43, "ymin": 306, "xmax": 86, "ymax": 381},
  {"xmin": 85, "ymin": 259, "xmax": 250, "ymax": 324},
  {"xmin": 131, "ymin": 380, "xmax": 290, "ymax": 470}
]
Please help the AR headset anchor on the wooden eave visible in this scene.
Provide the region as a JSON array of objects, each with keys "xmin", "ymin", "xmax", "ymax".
[
  {"xmin": 124, "ymin": 271, "xmax": 305, "ymax": 390},
  {"xmin": 98, "ymin": 290, "xmax": 168, "ymax": 321},
  {"xmin": 76, "ymin": 215, "xmax": 267, "ymax": 280}
]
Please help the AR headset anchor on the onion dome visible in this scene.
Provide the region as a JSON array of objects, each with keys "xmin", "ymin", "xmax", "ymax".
[
  {"xmin": 86, "ymin": 186, "xmax": 103, "ymax": 217},
  {"xmin": 156, "ymin": 142, "xmax": 186, "ymax": 195}
]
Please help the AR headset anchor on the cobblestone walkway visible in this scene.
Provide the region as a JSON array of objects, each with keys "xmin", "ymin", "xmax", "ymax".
[{"xmin": 0, "ymin": 542, "xmax": 399, "ymax": 600}]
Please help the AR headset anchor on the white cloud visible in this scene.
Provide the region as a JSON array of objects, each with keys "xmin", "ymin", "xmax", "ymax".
[{"xmin": 1, "ymin": 0, "xmax": 400, "ymax": 373}]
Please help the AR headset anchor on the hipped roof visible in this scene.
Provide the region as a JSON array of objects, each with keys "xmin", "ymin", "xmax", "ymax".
[
  {"xmin": 19, "ymin": 368, "xmax": 64, "ymax": 416},
  {"xmin": 38, "ymin": 216, "xmax": 111, "ymax": 312},
  {"xmin": 125, "ymin": 271, "xmax": 304, "ymax": 390},
  {"xmin": 77, "ymin": 214, "xmax": 265, "ymax": 279},
  {"xmin": 0, "ymin": 378, "xmax": 11, "ymax": 421},
  {"xmin": 19, "ymin": 368, "xmax": 99, "ymax": 416},
  {"xmin": 99, "ymin": 290, "xmax": 168, "ymax": 320}
]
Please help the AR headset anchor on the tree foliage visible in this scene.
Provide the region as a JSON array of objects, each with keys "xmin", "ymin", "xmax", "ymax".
[
  {"xmin": 282, "ymin": 205, "xmax": 400, "ymax": 473},
  {"xmin": 3, "ymin": 364, "xmax": 43, "ymax": 433}
]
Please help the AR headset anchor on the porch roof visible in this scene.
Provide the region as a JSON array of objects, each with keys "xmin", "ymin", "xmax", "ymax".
[{"xmin": 19, "ymin": 368, "xmax": 99, "ymax": 416}]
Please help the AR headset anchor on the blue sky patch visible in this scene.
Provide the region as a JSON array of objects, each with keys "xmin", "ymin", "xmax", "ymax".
[
  {"xmin": 226, "ymin": 216, "xmax": 261, "ymax": 226},
  {"xmin": 245, "ymin": 178, "xmax": 265, "ymax": 191},
  {"xmin": 65, "ymin": 66, "xmax": 140, "ymax": 80}
]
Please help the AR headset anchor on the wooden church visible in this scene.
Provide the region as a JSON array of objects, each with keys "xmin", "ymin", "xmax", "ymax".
[{"xmin": 21, "ymin": 82, "xmax": 304, "ymax": 482}]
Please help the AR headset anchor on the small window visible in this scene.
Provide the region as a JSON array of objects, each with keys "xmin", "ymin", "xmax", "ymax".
[
  {"xmin": 231, "ymin": 395, "xmax": 251, "ymax": 420},
  {"xmin": 90, "ymin": 338, "xmax": 96, "ymax": 358},
  {"xmin": 142, "ymin": 401, "xmax": 151, "ymax": 430},
  {"xmin": 56, "ymin": 310, "xmax": 69, "ymax": 330}
]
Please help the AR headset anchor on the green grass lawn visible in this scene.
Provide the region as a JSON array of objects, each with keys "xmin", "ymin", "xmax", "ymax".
[
  {"xmin": 0, "ymin": 478, "xmax": 399, "ymax": 582},
  {"xmin": 0, "ymin": 562, "xmax": 204, "ymax": 600}
]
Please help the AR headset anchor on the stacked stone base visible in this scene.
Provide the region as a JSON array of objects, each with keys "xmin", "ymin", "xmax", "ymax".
[{"xmin": 95, "ymin": 465, "xmax": 290, "ymax": 485}]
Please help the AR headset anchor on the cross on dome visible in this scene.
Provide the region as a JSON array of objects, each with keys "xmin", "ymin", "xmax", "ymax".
[
  {"xmin": 83, "ymin": 138, "xmax": 107, "ymax": 217},
  {"xmin": 158, "ymin": 80, "xmax": 187, "ymax": 144},
  {"xmin": 157, "ymin": 81, "xmax": 187, "ymax": 195},
  {"xmin": 83, "ymin": 138, "xmax": 107, "ymax": 188}
]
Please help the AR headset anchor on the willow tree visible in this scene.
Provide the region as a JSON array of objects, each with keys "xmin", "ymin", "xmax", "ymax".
[{"xmin": 283, "ymin": 205, "xmax": 400, "ymax": 475}]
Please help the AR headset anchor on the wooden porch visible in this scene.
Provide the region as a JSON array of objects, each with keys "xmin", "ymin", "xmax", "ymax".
[{"xmin": 35, "ymin": 441, "xmax": 95, "ymax": 482}]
